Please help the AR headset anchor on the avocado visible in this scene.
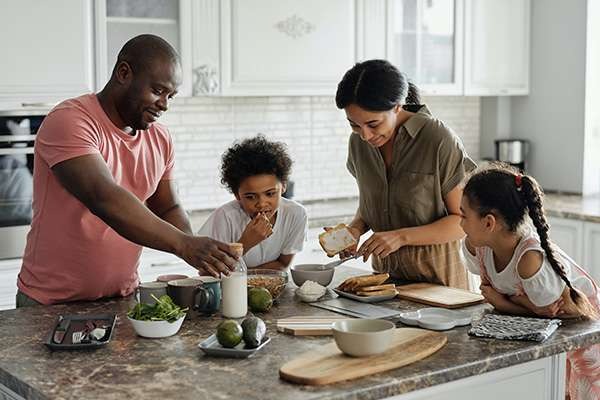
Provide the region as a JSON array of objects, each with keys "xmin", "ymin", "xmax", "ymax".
[
  {"xmin": 216, "ymin": 320, "xmax": 243, "ymax": 348},
  {"xmin": 248, "ymin": 287, "xmax": 273, "ymax": 313},
  {"xmin": 241, "ymin": 316, "xmax": 266, "ymax": 348}
]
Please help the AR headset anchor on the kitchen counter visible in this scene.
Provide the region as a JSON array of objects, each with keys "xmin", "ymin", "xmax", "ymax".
[
  {"xmin": 544, "ymin": 193, "xmax": 600, "ymax": 223},
  {"xmin": 1, "ymin": 266, "xmax": 600, "ymax": 400}
]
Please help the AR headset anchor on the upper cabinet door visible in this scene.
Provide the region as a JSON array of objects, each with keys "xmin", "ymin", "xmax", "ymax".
[
  {"xmin": 387, "ymin": 0, "xmax": 464, "ymax": 96},
  {"xmin": 95, "ymin": 0, "xmax": 193, "ymax": 96},
  {"xmin": 0, "ymin": 0, "xmax": 94, "ymax": 109},
  {"xmin": 194, "ymin": 0, "xmax": 357, "ymax": 96},
  {"xmin": 464, "ymin": 0, "xmax": 530, "ymax": 96}
]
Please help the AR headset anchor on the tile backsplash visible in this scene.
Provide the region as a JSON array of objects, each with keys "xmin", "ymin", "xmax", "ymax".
[{"xmin": 161, "ymin": 96, "xmax": 480, "ymax": 211}]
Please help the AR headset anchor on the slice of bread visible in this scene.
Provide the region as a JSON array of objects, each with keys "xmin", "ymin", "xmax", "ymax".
[
  {"xmin": 356, "ymin": 283, "xmax": 396, "ymax": 292},
  {"xmin": 355, "ymin": 288, "xmax": 398, "ymax": 297},
  {"xmin": 318, "ymin": 224, "xmax": 358, "ymax": 257},
  {"xmin": 336, "ymin": 273, "xmax": 390, "ymax": 293}
]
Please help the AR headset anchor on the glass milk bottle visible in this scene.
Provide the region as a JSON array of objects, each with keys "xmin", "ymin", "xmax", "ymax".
[{"xmin": 221, "ymin": 243, "xmax": 247, "ymax": 318}]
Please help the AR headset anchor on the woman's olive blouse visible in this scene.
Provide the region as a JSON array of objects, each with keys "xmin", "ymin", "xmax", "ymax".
[{"xmin": 347, "ymin": 105, "xmax": 476, "ymax": 289}]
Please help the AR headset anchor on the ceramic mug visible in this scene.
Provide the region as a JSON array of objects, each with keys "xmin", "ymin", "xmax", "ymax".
[
  {"xmin": 167, "ymin": 277, "xmax": 221, "ymax": 315},
  {"xmin": 136, "ymin": 281, "xmax": 168, "ymax": 305}
]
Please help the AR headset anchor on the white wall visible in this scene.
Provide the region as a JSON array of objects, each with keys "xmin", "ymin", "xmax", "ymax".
[
  {"xmin": 509, "ymin": 0, "xmax": 587, "ymax": 193},
  {"xmin": 160, "ymin": 95, "xmax": 481, "ymax": 211},
  {"xmin": 583, "ymin": 0, "xmax": 600, "ymax": 195}
]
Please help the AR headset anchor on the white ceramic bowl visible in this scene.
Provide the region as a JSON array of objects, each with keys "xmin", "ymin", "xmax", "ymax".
[
  {"xmin": 332, "ymin": 319, "xmax": 395, "ymax": 357},
  {"xmin": 128, "ymin": 315, "xmax": 185, "ymax": 338},
  {"xmin": 290, "ymin": 264, "xmax": 335, "ymax": 287}
]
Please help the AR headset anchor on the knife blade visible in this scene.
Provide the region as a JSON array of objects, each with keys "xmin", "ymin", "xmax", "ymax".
[{"xmin": 53, "ymin": 316, "xmax": 70, "ymax": 344}]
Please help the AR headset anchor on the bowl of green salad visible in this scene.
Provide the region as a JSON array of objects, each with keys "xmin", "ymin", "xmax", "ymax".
[{"xmin": 127, "ymin": 295, "xmax": 187, "ymax": 338}]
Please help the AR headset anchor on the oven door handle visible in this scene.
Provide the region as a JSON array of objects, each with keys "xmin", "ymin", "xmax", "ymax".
[{"xmin": 0, "ymin": 148, "xmax": 34, "ymax": 155}]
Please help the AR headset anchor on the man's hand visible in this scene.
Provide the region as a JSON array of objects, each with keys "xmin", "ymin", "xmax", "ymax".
[
  {"xmin": 177, "ymin": 236, "xmax": 239, "ymax": 277},
  {"xmin": 239, "ymin": 212, "xmax": 273, "ymax": 252},
  {"xmin": 358, "ymin": 230, "xmax": 406, "ymax": 262}
]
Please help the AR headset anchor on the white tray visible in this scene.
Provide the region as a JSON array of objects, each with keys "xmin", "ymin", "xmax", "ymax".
[
  {"xmin": 332, "ymin": 288, "xmax": 397, "ymax": 303},
  {"xmin": 198, "ymin": 334, "xmax": 270, "ymax": 358},
  {"xmin": 398, "ymin": 307, "xmax": 472, "ymax": 331}
]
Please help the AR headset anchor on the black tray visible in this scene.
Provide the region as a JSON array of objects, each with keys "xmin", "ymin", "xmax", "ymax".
[{"xmin": 44, "ymin": 313, "xmax": 117, "ymax": 350}]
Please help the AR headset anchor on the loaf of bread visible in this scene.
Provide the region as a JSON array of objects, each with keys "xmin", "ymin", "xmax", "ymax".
[
  {"xmin": 356, "ymin": 283, "xmax": 396, "ymax": 292},
  {"xmin": 318, "ymin": 224, "xmax": 358, "ymax": 257}
]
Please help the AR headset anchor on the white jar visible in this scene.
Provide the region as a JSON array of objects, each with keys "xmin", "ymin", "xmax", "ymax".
[{"xmin": 221, "ymin": 244, "xmax": 247, "ymax": 318}]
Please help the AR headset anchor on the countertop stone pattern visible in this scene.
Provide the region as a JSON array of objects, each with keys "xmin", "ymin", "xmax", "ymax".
[
  {"xmin": 544, "ymin": 193, "xmax": 600, "ymax": 223},
  {"xmin": 1, "ymin": 267, "xmax": 600, "ymax": 400}
]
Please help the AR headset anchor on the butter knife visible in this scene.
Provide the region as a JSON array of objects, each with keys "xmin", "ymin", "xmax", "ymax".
[{"xmin": 53, "ymin": 316, "xmax": 70, "ymax": 344}]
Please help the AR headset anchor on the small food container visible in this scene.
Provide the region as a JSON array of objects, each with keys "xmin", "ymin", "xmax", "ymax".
[
  {"xmin": 332, "ymin": 319, "xmax": 395, "ymax": 357},
  {"xmin": 247, "ymin": 269, "xmax": 288, "ymax": 300},
  {"xmin": 290, "ymin": 264, "xmax": 334, "ymax": 287},
  {"xmin": 128, "ymin": 315, "xmax": 185, "ymax": 339}
]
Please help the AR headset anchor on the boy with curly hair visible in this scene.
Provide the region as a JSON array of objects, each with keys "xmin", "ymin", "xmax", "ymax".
[{"xmin": 198, "ymin": 135, "xmax": 307, "ymax": 270}]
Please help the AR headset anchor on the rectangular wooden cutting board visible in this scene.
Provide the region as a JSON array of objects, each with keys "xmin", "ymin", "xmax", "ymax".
[
  {"xmin": 279, "ymin": 328, "xmax": 447, "ymax": 385},
  {"xmin": 395, "ymin": 283, "xmax": 484, "ymax": 308}
]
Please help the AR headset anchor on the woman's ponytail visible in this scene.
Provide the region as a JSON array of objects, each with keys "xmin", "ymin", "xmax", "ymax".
[{"xmin": 520, "ymin": 175, "xmax": 598, "ymax": 319}]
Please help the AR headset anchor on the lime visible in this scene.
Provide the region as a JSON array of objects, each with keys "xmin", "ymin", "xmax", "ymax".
[
  {"xmin": 216, "ymin": 320, "xmax": 243, "ymax": 348},
  {"xmin": 248, "ymin": 287, "xmax": 273, "ymax": 313}
]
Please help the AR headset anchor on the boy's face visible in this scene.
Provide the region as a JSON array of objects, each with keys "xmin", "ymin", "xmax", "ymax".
[
  {"xmin": 236, "ymin": 174, "xmax": 285, "ymax": 219},
  {"xmin": 459, "ymin": 196, "xmax": 490, "ymax": 247}
]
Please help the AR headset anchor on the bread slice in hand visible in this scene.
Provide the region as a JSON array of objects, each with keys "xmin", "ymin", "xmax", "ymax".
[{"xmin": 318, "ymin": 224, "xmax": 358, "ymax": 257}]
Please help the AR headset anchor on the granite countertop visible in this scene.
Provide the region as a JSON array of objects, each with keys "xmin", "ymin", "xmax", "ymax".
[
  {"xmin": 544, "ymin": 193, "xmax": 600, "ymax": 223},
  {"xmin": 2, "ymin": 267, "xmax": 600, "ymax": 400}
]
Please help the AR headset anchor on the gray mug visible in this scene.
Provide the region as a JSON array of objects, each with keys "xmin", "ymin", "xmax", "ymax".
[
  {"xmin": 167, "ymin": 277, "xmax": 221, "ymax": 315},
  {"xmin": 136, "ymin": 281, "xmax": 168, "ymax": 305}
]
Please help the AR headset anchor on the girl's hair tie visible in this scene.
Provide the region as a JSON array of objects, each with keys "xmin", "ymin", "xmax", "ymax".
[{"xmin": 515, "ymin": 174, "xmax": 523, "ymax": 191}]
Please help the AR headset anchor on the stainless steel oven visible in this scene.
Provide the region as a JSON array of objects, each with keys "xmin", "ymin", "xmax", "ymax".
[{"xmin": 0, "ymin": 109, "xmax": 47, "ymax": 259}]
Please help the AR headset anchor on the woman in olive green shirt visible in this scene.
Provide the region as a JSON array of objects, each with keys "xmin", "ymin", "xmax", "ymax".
[{"xmin": 336, "ymin": 59, "xmax": 476, "ymax": 289}]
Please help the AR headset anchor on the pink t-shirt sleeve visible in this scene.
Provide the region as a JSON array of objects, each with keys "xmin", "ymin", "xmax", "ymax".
[
  {"xmin": 161, "ymin": 129, "xmax": 175, "ymax": 180},
  {"xmin": 35, "ymin": 108, "xmax": 101, "ymax": 168}
]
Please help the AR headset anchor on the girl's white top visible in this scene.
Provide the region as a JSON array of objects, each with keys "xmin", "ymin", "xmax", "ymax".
[
  {"xmin": 461, "ymin": 226, "xmax": 595, "ymax": 306},
  {"xmin": 198, "ymin": 197, "xmax": 308, "ymax": 268}
]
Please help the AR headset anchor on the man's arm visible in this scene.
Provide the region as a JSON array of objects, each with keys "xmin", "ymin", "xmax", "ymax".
[
  {"xmin": 146, "ymin": 179, "xmax": 192, "ymax": 235},
  {"xmin": 52, "ymin": 154, "xmax": 237, "ymax": 276}
]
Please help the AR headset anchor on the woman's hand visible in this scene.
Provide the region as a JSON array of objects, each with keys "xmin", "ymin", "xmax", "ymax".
[
  {"xmin": 239, "ymin": 212, "xmax": 273, "ymax": 252},
  {"xmin": 323, "ymin": 225, "xmax": 362, "ymax": 259},
  {"xmin": 357, "ymin": 229, "xmax": 407, "ymax": 262}
]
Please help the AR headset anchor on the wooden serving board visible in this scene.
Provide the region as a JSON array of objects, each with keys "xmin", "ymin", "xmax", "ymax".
[
  {"xmin": 276, "ymin": 316, "xmax": 349, "ymax": 336},
  {"xmin": 395, "ymin": 283, "xmax": 484, "ymax": 309},
  {"xmin": 279, "ymin": 328, "xmax": 447, "ymax": 385}
]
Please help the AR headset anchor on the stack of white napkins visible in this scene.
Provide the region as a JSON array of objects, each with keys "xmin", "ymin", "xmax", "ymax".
[{"xmin": 468, "ymin": 314, "xmax": 561, "ymax": 342}]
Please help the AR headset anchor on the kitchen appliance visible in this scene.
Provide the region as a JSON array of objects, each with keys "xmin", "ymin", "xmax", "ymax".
[
  {"xmin": 0, "ymin": 109, "xmax": 47, "ymax": 259},
  {"xmin": 494, "ymin": 139, "xmax": 529, "ymax": 172}
]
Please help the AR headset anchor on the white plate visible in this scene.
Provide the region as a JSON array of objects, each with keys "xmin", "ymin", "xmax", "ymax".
[
  {"xmin": 398, "ymin": 307, "xmax": 472, "ymax": 331},
  {"xmin": 333, "ymin": 288, "xmax": 397, "ymax": 303}
]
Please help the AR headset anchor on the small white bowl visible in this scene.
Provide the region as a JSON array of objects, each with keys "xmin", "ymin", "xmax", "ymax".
[
  {"xmin": 332, "ymin": 319, "xmax": 395, "ymax": 357},
  {"xmin": 128, "ymin": 315, "xmax": 185, "ymax": 338}
]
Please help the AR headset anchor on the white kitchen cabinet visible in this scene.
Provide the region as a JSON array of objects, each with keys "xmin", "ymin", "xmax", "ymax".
[
  {"xmin": 547, "ymin": 216, "xmax": 584, "ymax": 265},
  {"xmin": 386, "ymin": 0, "xmax": 464, "ymax": 95},
  {"xmin": 94, "ymin": 0, "xmax": 193, "ymax": 96},
  {"xmin": 464, "ymin": 0, "xmax": 530, "ymax": 95},
  {"xmin": 583, "ymin": 221, "xmax": 600, "ymax": 283},
  {"xmin": 0, "ymin": 259, "xmax": 21, "ymax": 311},
  {"xmin": 0, "ymin": 0, "xmax": 95, "ymax": 109},
  {"xmin": 192, "ymin": 0, "xmax": 358, "ymax": 96}
]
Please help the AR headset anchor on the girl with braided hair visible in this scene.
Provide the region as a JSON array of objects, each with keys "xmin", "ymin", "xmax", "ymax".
[{"xmin": 460, "ymin": 163, "xmax": 600, "ymax": 400}]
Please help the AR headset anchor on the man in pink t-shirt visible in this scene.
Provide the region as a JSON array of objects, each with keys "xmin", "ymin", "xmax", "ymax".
[{"xmin": 17, "ymin": 35, "xmax": 239, "ymax": 306}]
